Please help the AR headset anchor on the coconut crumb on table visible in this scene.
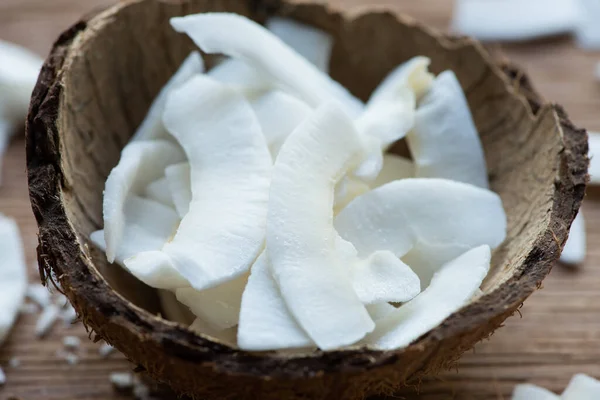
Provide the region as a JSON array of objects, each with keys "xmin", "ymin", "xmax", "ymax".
[
  {"xmin": 99, "ymin": 342, "xmax": 115, "ymax": 357},
  {"xmin": 34, "ymin": 304, "xmax": 60, "ymax": 337},
  {"xmin": 110, "ymin": 372, "xmax": 134, "ymax": 390},
  {"xmin": 8, "ymin": 358, "xmax": 20, "ymax": 368}
]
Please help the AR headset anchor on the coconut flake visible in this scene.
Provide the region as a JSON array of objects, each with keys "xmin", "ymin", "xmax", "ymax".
[
  {"xmin": 131, "ymin": 51, "xmax": 204, "ymax": 142},
  {"xmin": 35, "ymin": 304, "xmax": 60, "ymax": 337},
  {"xmin": 143, "ymin": 177, "xmax": 175, "ymax": 208},
  {"xmin": 158, "ymin": 290, "xmax": 193, "ymax": 324},
  {"xmin": 208, "ymin": 58, "xmax": 266, "ymax": 88},
  {"xmin": 0, "ymin": 40, "xmax": 42, "ymax": 184},
  {"xmin": 134, "ymin": 75, "xmax": 271, "ymax": 291},
  {"xmin": 103, "ymin": 140, "xmax": 185, "ymax": 262},
  {"xmin": 248, "ymin": 89, "xmax": 311, "ymax": 157},
  {"xmin": 560, "ymin": 212, "xmax": 586, "ymax": 265},
  {"xmin": 267, "ymin": 103, "xmax": 375, "ymax": 350},
  {"xmin": 0, "ymin": 214, "xmax": 27, "ymax": 345},
  {"xmin": 371, "ymin": 154, "xmax": 415, "ymax": 188},
  {"xmin": 451, "ymin": 0, "xmax": 580, "ymax": 42},
  {"xmin": 588, "ymin": 132, "xmax": 600, "ymax": 184},
  {"xmin": 562, "ymin": 374, "xmax": 600, "ymax": 399},
  {"xmin": 26, "ymin": 284, "xmax": 51, "ymax": 309},
  {"xmin": 366, "ymin": 303, "xmax": 396, "ymax": 322},
  {"xmin": 60, "ymin": 304, "xmax": 77, "ymax": 325},
  {"xmin": 333, "ymin": 177, "xmax": 371, "ymax": 214},
  {"xmin": 364, "ymin": 245, "xmax": 491, "ymax": 350},
  {"xmin": 110, "ymin": 372, "xmax": 134, "ymax": 390},
  {"xmin": 171, "ymin": 13, "xmax": 364, "ymax": 117},
  {"xmin": 266, "ymin": 17, "xmax": 333, "ymax": 73},
  {"xmin": 176, "ymin": 273, "xmax": 247, "ymax": 331},
  {"xmin": 575, "ymin": 0, "xmax": 600, "ymax": 49},
  {"xmin": 164, "ymin": 162, "xmax": 191, "ymax": 218},
  {"xmin": 63, "ymin": 336, "xmax": 81, "ymax": 349},
  {"xmin": 512, "ymin": 383, "xmax": 559, "ymax": 400},
  {"xmin": 99, "ymin": 343, "xmax": 115, "ymax": 358}
]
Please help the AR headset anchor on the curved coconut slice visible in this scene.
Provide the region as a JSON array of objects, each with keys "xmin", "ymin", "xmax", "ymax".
[
  {"xmin": 92, "ymin": 196, "xmax": 187, "ymax": 289},
  {"xmin": 238, "ymin": 252, "xmax": 315, "ymax": 351},
  {"xmin": 170, "ymin": 13, "xmax": 364, "ymax": 117},
  {"xmin": 560, "ymin": 212, "xmax": 586, "ymax": 265},
  {"xmin": 131, "ymin": 51, "xmax": 204, "ymax": 142},
  {"xmin": 368, "ymin": 56, "xmax": 434, "ymax": 107},
  {"xmin": 561, "ymin": 374, "xmax": 600, "ymax": 400},
  {"xmin": 371, "ymin": 153, "xmax": 415, "ymax": 188},
  {"xmin": 366, "ymin": 303, "xmax": 396, "ymax": 322},
  {"xmin": 158, "ymin": 290, "xmax": 194, "ymax": 325},
  {"xmin": 143, "ymin": 177, "xmax": 175, "ymax": 207},
  {"xmin": 103, "ymin": 140, "xmax": 184, "ymax": 262},
  {"xmin": 208, "ymin": 58, "xmax": 266, "ymax": 88},
  {"xmin": 0, "ymin": 214, "xmax": 27, "ymax": 345},
  {"xmin": 155, "ymin": 74, "xmax": 270, "ymax": 291},
  {"xmin": 452, "ymin": 0, "xmax": 580, "ymax": 42},
  {"xmin": 333, "ymin": 177, "xmax": 371, "ymax": 215},
  {"xmin": 175, "ymin": 273, "xmax": 248, "ymax": 331},
  {"xmin": 352, "ymin": 250, "xmax": 420, "ymax": 305},
  {"xmin": 164, "ymin": 162, "xmax": 191, "ymax": 218},
  {"xmin": 588, "ymin": 132, "xmax": 600, "ymax": 184},
  {"xmin": 335, "ymin": 178, "xmax": 506, "ymax": 286},
  {"xmin": 266, "ymin": 17, "xmax": 333, "ymax": 73},
  {"xmin": 409, "ymin": 70, "xmax": 488, "ymax": 188},
  {"xmin": 364, "ymin": 245, "xmax": 491, "ymax": 350},
  {"xmin": 267, "ymin": 102, "xmax": 374, "ymax": 350},
  {"xmin": 247, "ymin": 89, "xmax": 311, "ymax": 157},
  {"xmin": 512, "ymin": 384, "xmax": 559, "ymax": 400}
]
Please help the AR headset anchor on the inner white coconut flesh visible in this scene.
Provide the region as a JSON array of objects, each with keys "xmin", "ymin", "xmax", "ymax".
[{"xmin": 95, "ymin": 12, "xmax": 509, "ymax": 352}]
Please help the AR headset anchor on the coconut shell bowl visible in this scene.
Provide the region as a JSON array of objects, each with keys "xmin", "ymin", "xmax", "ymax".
[{"xmin": 26, "ymin": 0, "xmax": 587, "ymax": 399}]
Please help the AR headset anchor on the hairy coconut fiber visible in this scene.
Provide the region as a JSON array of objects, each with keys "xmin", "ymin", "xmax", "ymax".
[{"xmin": 26, "ymin": 0, "xmax": 588, "ymax": 399}]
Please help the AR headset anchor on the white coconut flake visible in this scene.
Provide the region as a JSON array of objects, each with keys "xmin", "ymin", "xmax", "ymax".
[
  {"xmin": 132, "ymin": 75, "xmax": 271, "ymax": 291},
  {"xmin": 99, "ymin": 343, "xmax": 115, "ymax": 358},
  {"xmin": 110, "ymin": 372, "xmax": 134, "ymax": 390},
  {"xmin": 451, "ymin": 0, "xmax": 580, "ymax": 42},
  {"xmin": 335, "ymin": 178, "xmax": 506, "ymax": 286},
  {"xmin": 208, "ymin": 58, "xmax": 266, "ymax": 88},
  {"xmin": 267, "ymin": 103, "xmax": 375, "ymax": 350},
  {"xmin": 266, "ymin": 17, "xmax": 333, "ymax": 73},
  {"xmin": 0, "ymin": 214, "xmax": 28, "ymax": 345},
  {"xmin": 371, "ymin": 154, "xmax": 415, "ymax": 188},
  {"xmin": 103, "ymin": 140, "xmax": 185, "ymax": 262},
  {"xmin": 60, "ymin": 304, "xmax": 77, "ymax": 325},
  {"xmin": 26, "ymin": 284, "xmax": 51, "ymax": 308},
  {"xmin": 512, "ymin": 383, "xmax": 559, "ymax": 400},
  {"xmin": 176, "ymin": 273, "xmax": 248, "ymax": 331},
  {"xmin": 19, "ymin": 302, "xmax": 39, "ymax": 314},
  {"xmin": 575, "ymin": 0, "xmax": 600, "ymax": 49},
  {"xmin": 171, "ymin": 13, "xmax": 364, "ymax": 117},
  {"xmin": 364, "ymin": 245, "xmax": 491, "ymax": 350},
  {"xmin": 0, "ymin": 366, "xmax": 5, "ymax": 385},
  {"xmin": 588, "ymin": 132, "xmax": 600, "ymax": 184},
  {"xmin": 366, "ymin": 303, "xmax": 396, "ymax": 322},
  {"xmin": 35, "ymin": 304, "xmax": 60, "ymax": 337},
  {"xmin": 333, "ymin": 177, "xmax": 371, "ymax": 215},
  {"xmin": 560, "ymin": 212, "xmax": 586, "ymax": 265},
  {"xmin": 133, "ymin": 380, "xmax": 151, "ymax": 400},
  {"xmin": 131, "ymin": 51, "xmax": 204, "ymax": 142},
  {"xmin": 409, "ymin": 70, "xmax": 488, "ymax": 188},
  {"xmin": 63, "ymin": 335, "xmax": 81, "ymax": 349},
  {"xmin": 562, "ymin": 374, "xmax": 600, "ymax": 399},
  {"xmin": 164, "ymin": 162, "xmax": 191, "ymax": 218},
  {"xmin": 53, "ymin": 293, "xmax": 68, "ymax": 308},
  {"xmin": 143, "ymin": 177, "xmax": 175, "ymax": 207}
]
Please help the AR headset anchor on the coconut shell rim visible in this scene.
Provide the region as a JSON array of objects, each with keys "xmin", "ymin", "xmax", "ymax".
[{"xmin": 26, "ymin": 0, "xmax": 588, "ymax": 380}]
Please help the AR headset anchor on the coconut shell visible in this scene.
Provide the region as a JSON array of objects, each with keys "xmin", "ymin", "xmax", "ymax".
[{"xmin": 26, "ymin": 0, "xmax": 588, "ymax": 399}]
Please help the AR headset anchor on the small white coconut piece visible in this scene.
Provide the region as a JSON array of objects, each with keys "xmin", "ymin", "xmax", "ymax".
[
  {"xmin": 0, "ymin": 366, "xmax": 5, "ymax": 385},
  {"xmin": 99, "ymin": 342, "xmax": 115, "ymax": 358},
  {"xmin": 26, "ymin": 284, "xmax": 51, "ymax": 309},
  {"xmin": 371, "ymin": 153, "xmax": 415, "ymax": 188},
  {"xmin": 103, "ymin": 140, "xmax": 185, "ymax": 262},
  {"xmin": 588, "ymin": 132, "xmax": 600, "ymax": 184},
  {"xmin": 0, "ymin": 214, "xmax": 28, "ymax": 345},
  {"xmin": 60, "ymin": 304, "xmax": 77, "ymax": 325},
  {"xmin": 63, "ymin": 336, "xmax": 81, "ymax": 349},
  {"xmin": 451, "ymin": 0, "xmax": 580, "ymax": 42},
  {"xmin": 364, "ymin": 245, "xmax": 491, "ymax": 350},
  {"xmin": 512, "ymin": 383, "xmax": 559, "ymax": 400},
  {"xmin": 560, "ymin": 212, "xmax": 586, "ymax": 265},
  {"xmin": 333, "ymin": 177, "xmax": 371, "ymax": 214},
  {"xmin": 562, "ymin": 374, "xmax": 600, "ymax": 400},
  {"xmin": 574, "ymin": 0, "xmax": 600, "ymax": 50},
  {"xmin": 409, "ymin": 70, "xmax": 488, "ymax": 188},
  {"xmin": 35, "ymin": 304, "xmax": 60, "ymax": 337},
  {"xmin": 266, "ymin": 17, "xmax": 333, "ymax": 73},
  {"xmin": 267, "ymin": 103, "xmax": 375, "ymax": 350},
  {"xmin": 164, "ymin": 162, "xmax": 191, "ymax": 218},
  {"xmin": 171, "ymin": 13, "xmax": 364, "ymax": 117},
  {"xmin": 110, "ymin": 372, "xmax": 134, "ymax": 390},
  {"xmin": 143, "ymin": 177, "xmax": 175, "ymax": 208},
  {"xmin": 0, "ymin": 40, "xmax": 43, "ymax": 183},
  {"xmin": 132, "ymin": 75, "xmax": 271, "ymax": 291},
  {"xmin": 335, "ymin": 178, "xmax": 506, "ymax": 286},
  {"xmin": 208, "ymin": 58, "xmax": 266, "ymax": 89},
  {"xmin": 365, "ymin": 303, "xmax": 396, "ymax": 322},
  {"xmin": 175, "ymin": 273, "xmax": 248, "ymax": 331},
  {"xmin": 131, "ymin": 51, "xmax": 204, "ymax": 141}
]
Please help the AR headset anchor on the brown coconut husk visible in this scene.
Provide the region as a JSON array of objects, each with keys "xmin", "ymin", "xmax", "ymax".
[{"xmin": 26, "ymin": 0, "xmax": 588, "ymax": 399}]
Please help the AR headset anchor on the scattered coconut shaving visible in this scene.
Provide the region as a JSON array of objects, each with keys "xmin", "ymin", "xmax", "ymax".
[
  {"xmin": 99, "ymin": 342, "xmax": 115, "ymax": 358},
  {"xmin": 63, "ymin": 336, "xmax": 81, "ymax": 349},
  {"xmin": 26, "ymin": 284, "xmax": 51, "ymax": 308},
  {"xmin": 56, "ymin": 349, "xmax": 79, "ymax": 365},
  {"xmin": 35, "ymin": 304, "xmax": 60, "ymax": 338},
  {"xmin": 110, "ymin": 372, "xmax": 134, "ymax": 390},
  {"xmin": 560, "ymin": 212, "xmax": 586, "ymax": 265},
  {"xmin": 60, "ymin": 304, "xmax": 77, "ymax": 325},
  {"xmin": 512, "ymin": 373, "xmax": 600, "ymax": 400}
]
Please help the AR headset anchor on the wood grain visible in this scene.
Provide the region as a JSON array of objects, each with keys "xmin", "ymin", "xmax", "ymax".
[{"xmin": 1, "ymin": 0, "xmax": 599, "ymax": 399}]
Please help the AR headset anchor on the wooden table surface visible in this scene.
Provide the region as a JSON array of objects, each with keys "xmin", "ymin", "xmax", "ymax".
[{"xmin": 1, "ymin": 0, "xmax": 599, "ymax": 399}]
